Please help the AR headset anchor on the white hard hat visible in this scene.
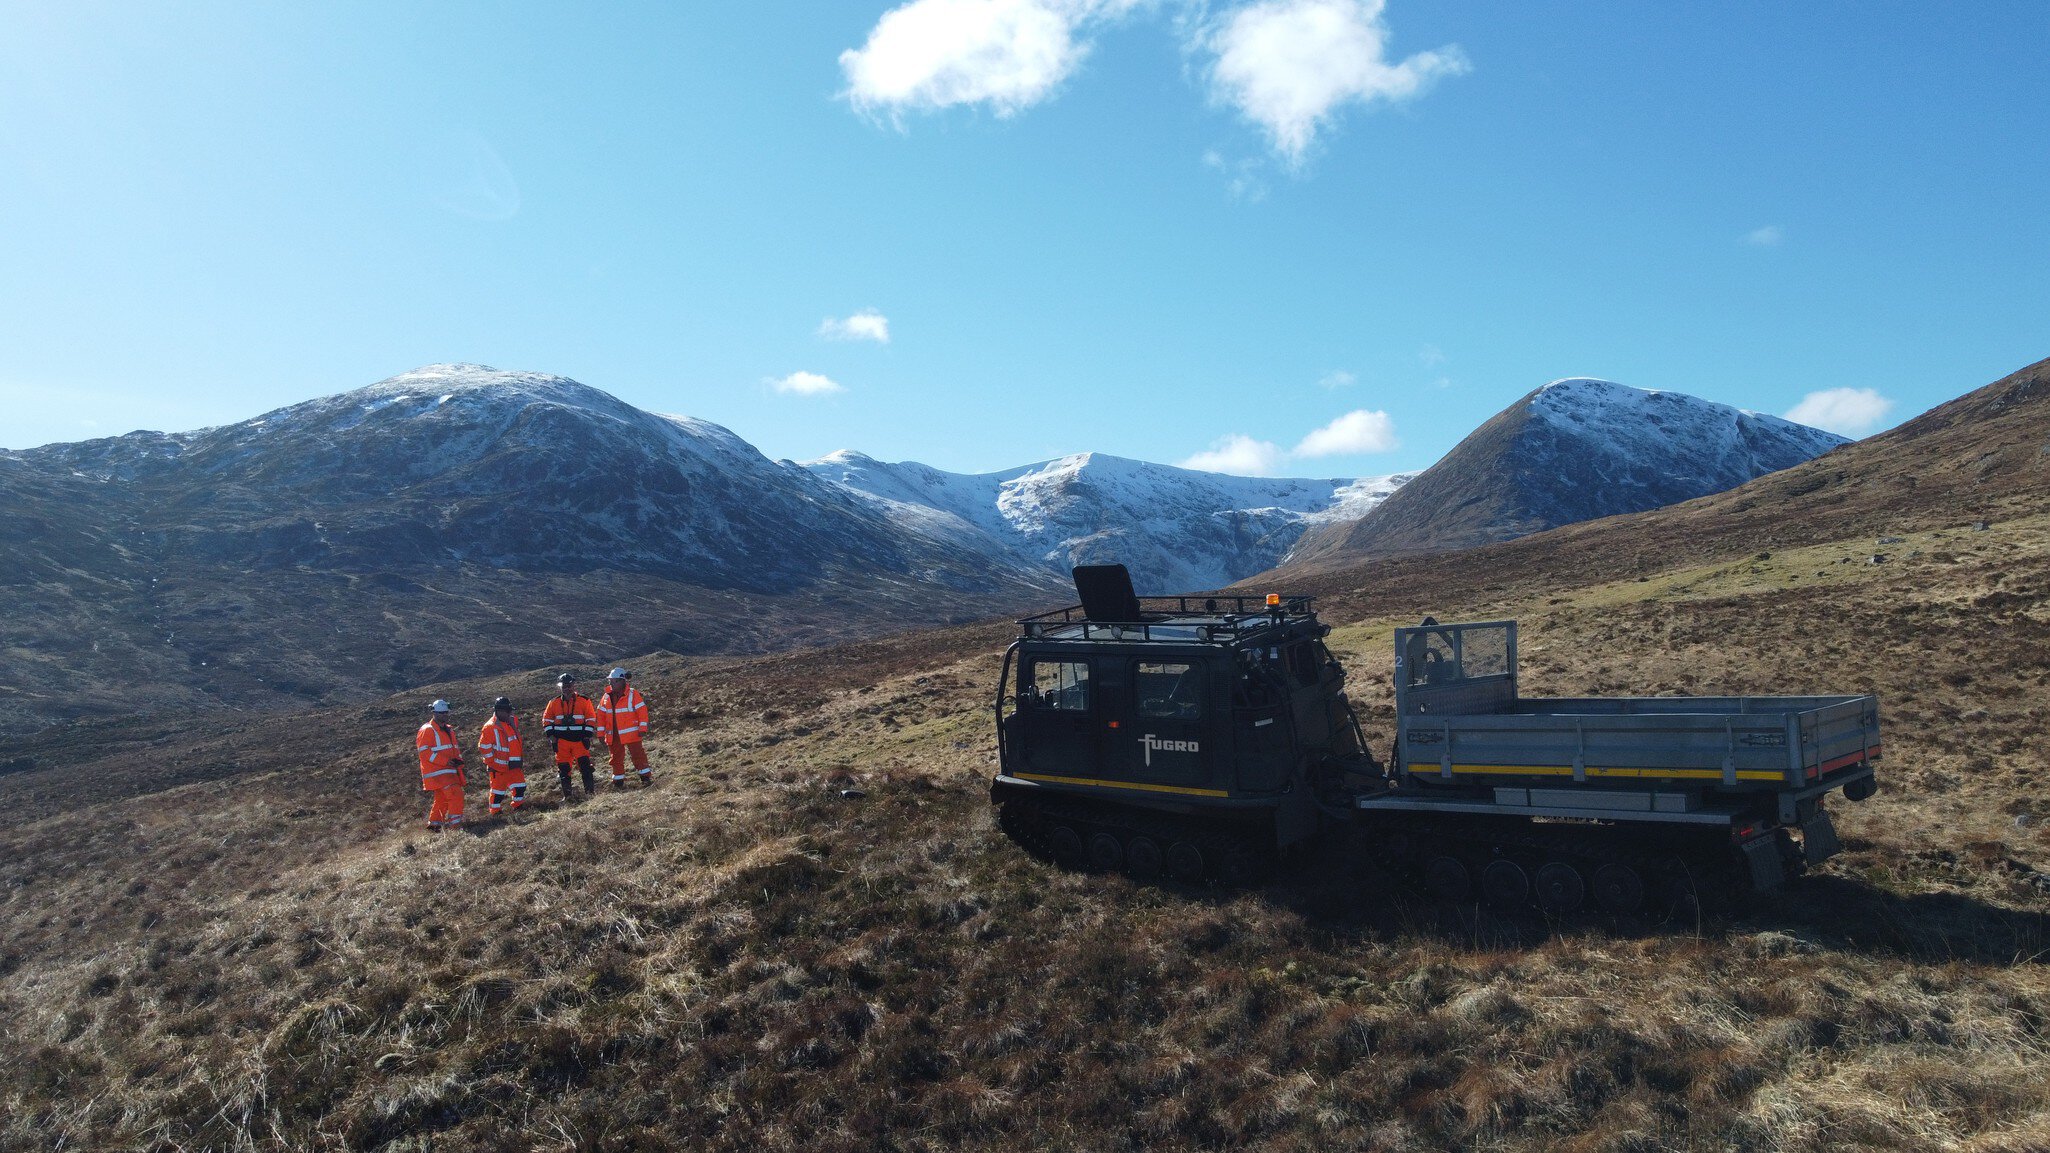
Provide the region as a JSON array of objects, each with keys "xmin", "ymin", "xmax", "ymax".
[
  {"xmin": 431, "ymin": 699, "xmax": 450, "ymax": 713},
  {"xmin": 608, "ymin": 667, "xmax": 629, "ymax": 680}
]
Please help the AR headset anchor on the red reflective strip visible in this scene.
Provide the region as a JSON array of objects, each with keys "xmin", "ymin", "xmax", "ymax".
[{"xmin": 1817, "ymin": 746, "xmax": 1880, "ymax": 775}]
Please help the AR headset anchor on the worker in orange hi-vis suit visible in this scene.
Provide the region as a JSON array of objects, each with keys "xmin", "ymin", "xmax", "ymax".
[
  {"xmin": 541, "ymin": 673, "xmax": 600, "ymax": 802},
  {"xmin": 415, "ymin": 699, "xmax": 466, "ymax": 832},
  {"xmin": 597, "ymin": 667, "xmax": 653, "ymax": 789},
  {"xmin": 478, "ymin": 696, "xmax": 527, "ymax": 816}
]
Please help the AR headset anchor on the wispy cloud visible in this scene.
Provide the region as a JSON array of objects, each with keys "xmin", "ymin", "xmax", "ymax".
[
  {"xmin": 769, "ymin": 371, "xmax": 847, "ymax": 396},
  {"xmin": 1183, "ymin": 407, "xmax": 1400, "ymax": 475},
  {"xmin": 1202, "ymin": 147, "xmax": 1270, "ymax": 201},
  {"xmin": 1295, "ymin": 408, "xmax": 1398, "ymax": 455},
  {"xmin": 819, "ymin": 309, "xmax": 892, "ymax": 343},
  {"xmin": 1785, "ymin": 387, "xmax": 1893, "ymax": 437},
  {"xmin": 1418, "ymin": 343, "xmax": 1445, "ymax": 367},
  {"xmin": 1202, "ymin": 0, "xmax": 1469, "ymax": 166},
  {"xmin": 1745, "ymin": 224, "xmax": 1784, "ymax": 247},
  {"xmin": 1180, "ymin": 433, "xmax": 1289, "ymax": 476},
  {"xmin": 839, "ymin": 0, "xmax": 1142, "ymax": 119},
  {"xmin": 1317, "ymin": 369, "xmax": 1356, "ymax": 390},
  {"xmin": 428, "ymin": 134, "xmax": 522, "ymax": 221}
]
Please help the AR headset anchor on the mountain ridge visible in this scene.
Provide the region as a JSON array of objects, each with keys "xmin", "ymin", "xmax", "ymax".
[
  {"xmin": 1291, "ymin": 376, "xmax": 1849, "ymax": 568},
  {"xmin": 804, "ymin": 448, "xmax": 1414, "ymax": 592}
]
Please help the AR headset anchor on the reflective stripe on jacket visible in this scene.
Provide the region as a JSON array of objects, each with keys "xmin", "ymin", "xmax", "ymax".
[
  {"xmin": 416, "ymin": 720, "xmax": 463, "ymax": 790},
  {"xmin": 598, "ymin": 686, "xmax": 649, "ymax": 743},
  {"xmin": 541, "ymin": 694, "xmax": 600, "ymax": 746},
  {"xmin": 478, "ymin": 715, "xmax": 524, "ymax": 772}
]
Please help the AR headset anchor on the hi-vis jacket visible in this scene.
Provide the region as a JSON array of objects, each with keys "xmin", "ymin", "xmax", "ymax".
[
  {"xmin": 416, "ymin": 720, "xmax": 464, "ymax": 791},
  {"xmin": 598, "ymin": 686, "xmax": 649, "ymax": 745},
  {"xmin": 542, "ymin": 693, "xmax": 600, "ymax": 754},
  {"xmin": 478, "ymin": 714, "xmax": 524, "ymax": 773}
]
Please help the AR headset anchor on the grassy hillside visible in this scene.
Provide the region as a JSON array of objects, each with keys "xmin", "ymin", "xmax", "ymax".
[{"xmin": 4, "ymin": 502, "xmax": 2048, "ymax": 1150}]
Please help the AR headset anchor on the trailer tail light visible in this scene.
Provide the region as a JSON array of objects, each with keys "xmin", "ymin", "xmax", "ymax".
[{"xmin": 1734, "ymin": 824, "xmax": 1757, "ymax": 840}]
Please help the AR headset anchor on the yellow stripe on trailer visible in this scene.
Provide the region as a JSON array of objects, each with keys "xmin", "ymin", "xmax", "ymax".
[
  {"xmin": 1012, "ymin": 772, "xmax": 1231, "ymax": 798},
  {"xmin": 1408, "ymin": 763, "xmax": 1783, "ymax": 783}
]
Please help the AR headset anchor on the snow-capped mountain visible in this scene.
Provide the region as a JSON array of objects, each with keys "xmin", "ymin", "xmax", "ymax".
[
  {"xmin": 27, "ymin": 364, "xmax": 1032, "ymax": 592},
  {"xmin": 0, "ymin": 364, "xmax": 1850, "ymax": 733},
  {"xmin": 804, "ymin": 450, "xmax": 1415, "ymax": 593},
  {"xmin": 0, "ymin": 365, "xmax": 1064, "ymax": 730},
  {"xmin": 1291, "ymin": 377, "xmax": 1850, "ymax": 567}
]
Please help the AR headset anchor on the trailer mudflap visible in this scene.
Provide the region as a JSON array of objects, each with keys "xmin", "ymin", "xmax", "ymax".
[
  {"xmin": 1740, "ymin": 834, "xmax": 1786, "ymax": 891},
  {"xmin": 1799, "ymin": 808, "xmax": 1841, "ymax": 865}
]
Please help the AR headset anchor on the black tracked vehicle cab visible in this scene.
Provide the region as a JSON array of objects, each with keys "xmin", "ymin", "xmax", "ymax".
[{"xmin": 991, "ymin": 564, "xmax": 1381, "ymax": 880}]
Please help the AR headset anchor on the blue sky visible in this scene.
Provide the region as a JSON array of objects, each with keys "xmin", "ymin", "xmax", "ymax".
[{"xmin": 2, "ymin": 1, "xmax": 2045, "ymax": 477}]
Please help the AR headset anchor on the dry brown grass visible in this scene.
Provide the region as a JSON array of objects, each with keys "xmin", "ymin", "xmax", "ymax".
[{"xmin": 3, "ymin": 515, "xmax": 2048, "ymax": 1150}]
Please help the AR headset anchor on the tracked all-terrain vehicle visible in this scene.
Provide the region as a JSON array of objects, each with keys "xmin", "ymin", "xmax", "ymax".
[{"xmin": 991, "ymin": 565, "xmax": 1883, "ymax": 912}]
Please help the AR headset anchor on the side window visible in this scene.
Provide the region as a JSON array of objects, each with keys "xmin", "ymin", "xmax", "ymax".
[
  {"xmin": 1135, "ymin": 662, "xmax": 1202, "ymax": 720},
  {"xmin": 1026, "ymin": 660, "xmax": 1091, "ymax": 711},
  {"xmin": 1285, "ymin": 643, "xmax": 1322, "ymax": 687}
]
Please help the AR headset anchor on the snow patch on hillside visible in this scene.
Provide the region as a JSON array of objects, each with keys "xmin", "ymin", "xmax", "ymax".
[
  {"xmin": 1529, "ymin": 378, "xmax": 1848, "ymax": 483},
  {"xmin": 806, "ymin": 449, "xmax": 1415, "ymax": 591}
]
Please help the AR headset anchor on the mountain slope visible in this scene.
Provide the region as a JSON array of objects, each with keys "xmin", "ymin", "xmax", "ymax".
[
  {"xmin": 1276, "ymin": 356, "xmax": 2050, "ymax": 609},
  {"xmin": 806, "ymin": 450, "xmax": 1413, "ymax": 593},
  {"xmin": 1292, "ymin": 378, "xmax": 1847, "ymax": 567},
  {"xmin": 0, "ymin": 366, "xmax": 1061, "ymax": 731}
]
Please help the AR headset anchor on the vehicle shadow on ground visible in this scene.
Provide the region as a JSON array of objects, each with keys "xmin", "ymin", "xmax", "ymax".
[
  {"xmin": 1753, "ymin": 875, "xmax": 2050, "ymax": 965},
  {"xmin": 1246, "ymin": 850, "xmax": 2050, "ymax": 966}
]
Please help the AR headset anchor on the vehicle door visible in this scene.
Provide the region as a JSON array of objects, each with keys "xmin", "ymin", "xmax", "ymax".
[
  {"xmin": 1104, "ymin": 657, "xmax": 1212, "ymax": 786},
  {"xmin": 1013, "ymin": 655, "xmax": 1096, "ymax": 776}
]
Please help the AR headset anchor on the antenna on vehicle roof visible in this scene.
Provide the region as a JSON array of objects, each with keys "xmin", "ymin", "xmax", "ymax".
[{"xmin": 1073, "ymin": 564, "xmax": 1143, "ymax": 623}]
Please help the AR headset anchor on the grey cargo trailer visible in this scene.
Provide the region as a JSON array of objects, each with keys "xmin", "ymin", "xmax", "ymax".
[{"xmin": 1359, "ymin": 620, "xmax": 1881, "ymax": 901}]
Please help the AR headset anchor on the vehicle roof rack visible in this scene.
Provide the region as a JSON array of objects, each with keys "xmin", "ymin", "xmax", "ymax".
[{"xmin": 1018, "ymin": 593, "xmax": 1317, "ymax": 645}]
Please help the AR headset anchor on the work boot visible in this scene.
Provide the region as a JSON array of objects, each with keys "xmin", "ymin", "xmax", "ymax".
[
  {"xmin": 580, "ymin": 765, "xmax": 597, "ymax": 795},
  {"xmin": 559, "ymin": 769, "xmax": 576, "ymax": 802},
  {"xmin": 639, "ymin": 769, "xmax": 654, "ymax": 787}
]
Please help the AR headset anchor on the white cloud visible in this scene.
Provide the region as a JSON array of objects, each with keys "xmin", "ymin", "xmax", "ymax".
[
  {"xmin": 769, "ymin": 371, "xmax": 846, "ymax": 396},
  {"xmin": 1317, "ymin": 369, "xmax": 1356, "ymax": 389},
  {"xmin": 1180, "ymin": 434, "xmax": 1288, "ymax": 476},
  {"xmin": 839, "ymin": 0, "xmax": 1140, "ymax": 118},
  {"xmin": 1183, "ymin": 408, "xmax": 1401, "ymax": 475},
  {"xmin": 1746, "ymin": 225, "xmax": 1784, "ymax": 247},
  {"xmin": 1295, "ymin": 408, "xmax": 1398, "ymax": 455},
  {"xmin": 1418, "ymin": 343, "xmax": 1445, "ymax": 367},
  {"xmin": 1785, "ymin": 387, "xmax": 1894, "ymax": 438},
  {"xmin": 1203, "ymin": 0, "xmax": 1469, "ymax": 165},
  {"xmin": 819, "ymin": 309, "xmax": 892, "ymax": 343}
]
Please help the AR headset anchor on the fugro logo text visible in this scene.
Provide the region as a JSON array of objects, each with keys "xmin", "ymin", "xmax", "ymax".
[{"xmin": 1140, "ymin": 733, "xmax": 1199, "ymax": 767}]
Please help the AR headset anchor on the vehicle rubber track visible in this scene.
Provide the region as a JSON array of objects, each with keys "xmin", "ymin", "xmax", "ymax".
[
  {"xmin": 995, "ymin": 793, "xmax": 1269, "ymax": 885},
  {"xmin": 1368, "ymin": 811, "xmax": 1749, "ymax": 917}
]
